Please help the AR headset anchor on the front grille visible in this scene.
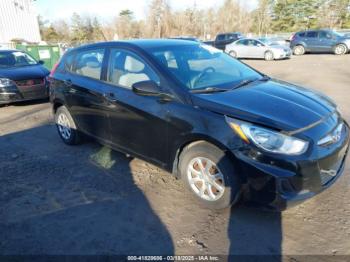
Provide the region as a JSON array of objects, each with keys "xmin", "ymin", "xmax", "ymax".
[
  {"xmin": 15, "ymin": 78, "xmax": 44, "ymax": 87},
  {"xmin": 320, "ymin": 171, "xmax": 336, "ymax": 185},
  {"xmin": 319, "ymin": 152, "xmax": 345, "ymax": 186}
]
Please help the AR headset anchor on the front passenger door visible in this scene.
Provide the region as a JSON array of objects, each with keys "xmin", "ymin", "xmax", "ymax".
[{"xmin": 103, "ymin": 48, "xmax": 170, "ymax": 166}]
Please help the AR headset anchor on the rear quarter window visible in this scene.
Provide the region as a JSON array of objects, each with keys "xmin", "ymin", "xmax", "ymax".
[{"xmin": 306, "ymin": 31, "xmax": 318, "ymax": 38}]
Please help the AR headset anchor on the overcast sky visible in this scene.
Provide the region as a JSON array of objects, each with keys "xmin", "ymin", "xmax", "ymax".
[{"xmin": 35, "ymin": 0, "xmax": 258, "ymax": 22}]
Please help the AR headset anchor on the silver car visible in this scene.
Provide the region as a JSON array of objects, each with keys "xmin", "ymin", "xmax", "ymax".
[{"xmin": 225, "ymin": 38, "xmax": 292, "ymax": 61}]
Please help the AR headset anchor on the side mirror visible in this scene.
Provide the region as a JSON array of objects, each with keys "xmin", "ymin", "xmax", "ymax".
[
  {"xmin": 132, "ymin": 80, "xmax": 162, "ymax": 97},
  {"xmin": 38, "ymin": 60, "xmax": 45, "ymax": 65}
]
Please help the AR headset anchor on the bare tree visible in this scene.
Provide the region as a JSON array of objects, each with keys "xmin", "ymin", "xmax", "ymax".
[
  {"xmin": 146, "ymin": 0, "xmax": 173, "ymax": 38},
  {"xmin": 253, "ymin": 0, "xmax": 273, "ymax": 36}
]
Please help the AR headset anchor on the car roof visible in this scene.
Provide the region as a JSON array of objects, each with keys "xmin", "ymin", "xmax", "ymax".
[{"xmin": 70, "ymin": 39, "xmax": 199, "ymax": 53}]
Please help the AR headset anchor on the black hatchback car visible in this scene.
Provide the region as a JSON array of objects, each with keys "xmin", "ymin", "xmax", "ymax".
[
  {"xmin": 0, "ymin": 50, "xmax": 50, "ymax": 105},
  {"xmin": 50, "ymin": 40, "xmax": 349, "ymax": 211}
]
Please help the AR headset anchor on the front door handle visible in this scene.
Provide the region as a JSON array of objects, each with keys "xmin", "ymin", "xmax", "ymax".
[{"xmin": 103, "ymin": 92, "xmax": 117, "ymax": 102}]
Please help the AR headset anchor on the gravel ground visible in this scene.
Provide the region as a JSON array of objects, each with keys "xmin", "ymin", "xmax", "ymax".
[{"xmin": 0, "ymin": 54, "xmax": 349, "ymax": 259}]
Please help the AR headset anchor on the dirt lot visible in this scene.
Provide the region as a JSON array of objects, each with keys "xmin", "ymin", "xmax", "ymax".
[{"xmin": 0, "ymin": 55, "xmax": 349, "ymax": 259}]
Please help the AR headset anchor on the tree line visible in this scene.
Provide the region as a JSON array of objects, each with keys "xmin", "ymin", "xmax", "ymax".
[{"xmin": 39, "ymin": 0, "xmax": 350, "ymax": 44}]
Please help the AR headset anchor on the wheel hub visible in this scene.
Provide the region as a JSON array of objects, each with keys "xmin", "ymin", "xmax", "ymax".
[
  {"xmin": 57, "ymin": 113, "xmax": 71, "ymax": 140},
  {"xmin": 187, "ymin": 157, "xmax": 225, "ymax": 201}
]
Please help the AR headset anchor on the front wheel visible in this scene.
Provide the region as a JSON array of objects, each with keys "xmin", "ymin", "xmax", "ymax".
[
  {"xmin": 179, "ymin": 141, "xmax": 241, "ymax": 209},
  {"xmin": 55, "ymin": 106, "xmax": 82, "ymax": 145},
  {"xmin": 334, "ymin": 44, "xmax": 347, "ymax": 55},
  {"xmin": 264, "ymin": 51, "xmax": 274, "ymax": 61},
  {"xmin": 229, "ymin": 50, "xmax": 237, "ymax": 58}
]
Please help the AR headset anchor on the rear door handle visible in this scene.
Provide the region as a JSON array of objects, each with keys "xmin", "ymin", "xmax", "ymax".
[{"xmin": 103, "ymin": 92, "xmax": 117, "ymax": 102}]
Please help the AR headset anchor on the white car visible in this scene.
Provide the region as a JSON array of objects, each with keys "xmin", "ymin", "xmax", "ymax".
[{"xmin": 225, "ymin": 38, "xmax": 292, "ymax": 61}]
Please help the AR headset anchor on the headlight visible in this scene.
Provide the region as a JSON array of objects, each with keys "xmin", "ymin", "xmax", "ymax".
[
  {"xmin": 226, "ymin": 116, "xmax": 309, "ymax": 155},
  {"xmin": 0, "ymin": 78, "xmax": 15, "ymax": 88}
]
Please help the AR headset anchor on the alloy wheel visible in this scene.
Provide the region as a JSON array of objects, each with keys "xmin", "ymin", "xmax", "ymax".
[
  {"xmin": 187, "ymin": 157, "xmax": 225, "ymax": 201},
  {"xmin": 293, "ymin": 46, "xmax": 305, "ymax": 55},
  {"xmin": 57, "ymin": 113, "xmax": 71, "ymax": 140},
  {"xmin": 335, "ymin": 44, "xmax": 346, "ymax": 55},
  {"xmin": 265, "ymin": 51, "xmax": 274, "ymax": 61}
]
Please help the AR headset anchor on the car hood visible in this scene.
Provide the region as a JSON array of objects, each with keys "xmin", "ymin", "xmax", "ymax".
[
  {"xmin": 191, "ymin": 79, "xmax": 337, "ymax": 131},
  {"xmin": 0, "ymin": 65, "xmax": 50, "ymax": 80}
]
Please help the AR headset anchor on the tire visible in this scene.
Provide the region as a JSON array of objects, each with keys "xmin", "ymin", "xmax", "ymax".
[
  {"xmin": 229, "ymin": 50, "xmax": 237, "ymax": 58},
  {"xmin": 179, "ymin": 141, "xmax": 241, "ymax": 210},
  {"xmin": 334, "ymin": 44, "xmax": 347, "ymax": 55},
  {"xmin": 264, "ymin": 51, "xmax": 274, "ymax": 61},
  {"xmin": 55, "ymin": 106, "xmax": 81, "ymax": 145},
  {"xmin": 293, "ymin": 45, "xmax": 305, "ymax": 56}
]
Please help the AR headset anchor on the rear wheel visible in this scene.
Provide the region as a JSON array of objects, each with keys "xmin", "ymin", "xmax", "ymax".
[
  {"xmin": 293, "ymin": 45, "xmax": 305, "ymax": 55},
  {"xmin": 55, "ymin": 106, "xmax": 81, "ymax": 145},
  {"xmin": 179, "ymin": 141, "xmax": 241, "ymax": 209},
  {"xmin": 264, "ymin": 51, "xmax": 274, "ymax": 61},
  {"xmin": 334, "ymin": 44, "xmax": 347, "ymax": 55}
]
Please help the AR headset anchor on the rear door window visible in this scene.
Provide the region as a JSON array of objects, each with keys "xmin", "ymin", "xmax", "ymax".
[
  {"xmin": 306, "ymin": 31, "xmax": 318, "ymax": 38},
  {"xmin": 298, "ymin": 32, "xmax": 306, "ymax": 37},
  {"xmin": 73, "ymin": 49, "xmax": 105, "ymax": 80}
]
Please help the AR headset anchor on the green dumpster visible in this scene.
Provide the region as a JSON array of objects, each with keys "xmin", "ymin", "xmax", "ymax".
[{"xmin": 16, "ymin": 44, "xmax": 61, "ymax": 70}]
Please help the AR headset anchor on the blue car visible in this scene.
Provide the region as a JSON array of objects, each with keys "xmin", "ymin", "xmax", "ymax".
[
  {"xmin": 290, "ymin": 29, "xmax": 350, "ymax": 55},
  {"xmin": 0, "ymin": 50, "xmax": 50, "ymax": 105}
]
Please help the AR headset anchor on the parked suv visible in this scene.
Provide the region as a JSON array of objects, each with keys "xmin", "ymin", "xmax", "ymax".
[
  {"xmin": 290, "ymin": 29, "xmax": 350, "ymax": 55},
  {"xmin": 50, "ymin": 40, "xmax": 349, "ymax": 211}
]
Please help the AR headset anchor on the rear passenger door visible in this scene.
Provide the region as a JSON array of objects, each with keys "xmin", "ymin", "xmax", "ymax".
[
  {"xmin": 103, "ymin": 48, "xmax": 170, "ymax": 165},
  {"xmin": 67, "ymin": 48, "xmax": 111, "ymax": 141},
  {"xmin": 305, "ymin": 31, "xmax": 319, "ymax": 51}
]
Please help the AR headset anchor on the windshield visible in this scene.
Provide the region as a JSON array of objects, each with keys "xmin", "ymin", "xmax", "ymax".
[
  {"xmin": 0, "ymin": 51, "xmax": 38, "ymax": 68},
  {"xmin": 150, "ymin": 44, "xmax": 261, "ymax": 90},
  {"xmin": 332, "ymin": 31, "xmax": 343, "ymax": 37}
]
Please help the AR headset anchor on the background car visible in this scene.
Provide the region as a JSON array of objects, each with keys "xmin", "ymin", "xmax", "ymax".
[
  {"xmin": 0, "ymin": 50, "xmax": 50, "ymax": 105},
  {"xmin": 225, "ymin": 38, "xmax": 292, "ymax": 60},
  {"xmin": 290, "ymin": 29, "xmax": 350, "ymax": 55},
  {"xmin": 208, "ymin": 32, "xmax": 244, "ymax": 50}
]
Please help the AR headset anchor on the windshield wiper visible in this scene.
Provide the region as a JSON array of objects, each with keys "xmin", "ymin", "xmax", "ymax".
[
  {"xmin": 231, "ymin": 75, "xmax": 270, "ymax": 90},
  {"xmin": 190, "ymin": 87, "xmax": 229, "ymax": 94}
]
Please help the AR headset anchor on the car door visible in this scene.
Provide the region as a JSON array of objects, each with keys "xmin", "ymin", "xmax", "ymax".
[
  {"xmin": 318, "ymin": 31, "xmax": 336, "ymax": 52},
  {"xmin": 215, "ymin": 34, "xmax": 227, "ymax": 50},
  {"xmin": 102, "ymin": 48, "xmax": 170, "ymax": 165},
  {"xmin": 65, "ymin": 48, "xmax": 111, "ymax": 142},
  {"xmin": 234, "ymin": 39, "xmax": 249, "ymax": 58},
  {"xmin": 305, "ymin": 31, "xmax": 320, "ymax": 52},
  {"xmin": 250, "ymin": 40, "xmax": 266, "ymax": 58},
  {"xmin": 241, "ymin": 39, "xmax": 261, "ymax": 58}
]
